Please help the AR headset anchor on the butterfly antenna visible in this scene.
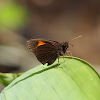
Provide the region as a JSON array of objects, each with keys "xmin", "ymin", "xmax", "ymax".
[{"xmin": 71, "ymin": 35, "xmax": 83, "ymax": 40}]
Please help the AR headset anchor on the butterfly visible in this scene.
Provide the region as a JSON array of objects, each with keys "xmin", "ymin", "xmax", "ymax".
[{"xmin": 26, "ymin": 38, "xmax": 70, "ymax": 66}]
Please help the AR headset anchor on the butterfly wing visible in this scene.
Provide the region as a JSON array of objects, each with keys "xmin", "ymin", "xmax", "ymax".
[{"xmin": 26, "ymin": 38, "xmax": 59, "ymax": 65}]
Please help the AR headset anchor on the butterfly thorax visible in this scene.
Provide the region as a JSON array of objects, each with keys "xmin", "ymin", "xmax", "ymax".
[
  {"xmin": 60, "ymin": 42, "xmax": 69, "ymax": 55},
  {"xmin": 54, "ymin": 41, "xmax": 69, "ymax": 56}
]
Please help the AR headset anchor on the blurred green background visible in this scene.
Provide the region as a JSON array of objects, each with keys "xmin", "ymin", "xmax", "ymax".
[{"xmin": 0, "ymin": 0, "xmax": 100, "ymax": 91}]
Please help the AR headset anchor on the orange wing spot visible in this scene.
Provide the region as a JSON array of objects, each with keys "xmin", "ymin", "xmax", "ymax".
[{"xmin": 37, "ymin": 41, "xmax": 46, "ymax": 47}]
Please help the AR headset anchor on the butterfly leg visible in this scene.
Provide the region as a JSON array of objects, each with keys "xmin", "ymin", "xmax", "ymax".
[
  {"xmin": 58, "ymin": 56, "xmax": 59, "ymax": 66},
  {"xmin": 63, "ymin": 53, "xmax": 66, "ymax": 67},
  {"xmin": 66, "ymin": 51, "xmax": 73, "ymax": 58}
]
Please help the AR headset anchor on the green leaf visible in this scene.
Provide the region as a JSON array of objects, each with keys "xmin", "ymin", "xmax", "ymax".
[{"xmin": 0, "ymin": 56, "xmax": 100, "ymax": 100}]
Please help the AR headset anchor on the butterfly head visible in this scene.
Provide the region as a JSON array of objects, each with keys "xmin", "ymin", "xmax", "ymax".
[{"xmin": 62, "ymin": 41, "xmax": 73, "ymax": 53}]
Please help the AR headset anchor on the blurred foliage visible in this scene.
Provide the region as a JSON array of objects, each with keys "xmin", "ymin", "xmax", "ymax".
[
  {"xmin": 0, "ymin": 1, "xmax": 30, "ymax": 30},
  {"xmin": 0, "ymin": 72, "xmax": 22, "ymax": 86}
]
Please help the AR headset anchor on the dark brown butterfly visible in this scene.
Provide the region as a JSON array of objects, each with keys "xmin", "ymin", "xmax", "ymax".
[{"xmin": 26, "ymin": 38, "xmax": 70, "ymax": 66}]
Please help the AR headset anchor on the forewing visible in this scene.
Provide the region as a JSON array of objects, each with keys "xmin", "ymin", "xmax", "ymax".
[
  {"xmin": 26, "ymin": 38, "xmax": 59, "ymax": 65},
  {"xmin": 26, "ymin": 38, "xmax": 45, "ymax": 53}
]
